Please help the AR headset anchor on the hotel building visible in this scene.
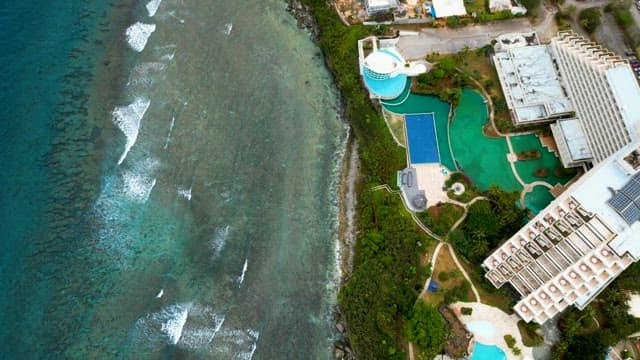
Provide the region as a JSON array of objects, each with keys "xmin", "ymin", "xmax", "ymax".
[
  {"xmin": 484, "ymin": 32, "xmax": 640, "ymax": 324},
  {"xmin": 483, "ymin": 143, "xmax": 640, "ymax": 324},
  {"xmin": 494, "ymin": 31, "xmax": 640, "ymax": 168},
  {"xmin": 550, "ymin": 31, "xmax": 640, "ymax": 167}
]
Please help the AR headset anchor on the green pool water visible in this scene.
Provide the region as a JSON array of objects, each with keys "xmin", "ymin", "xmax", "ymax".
[
  {"xmin": 449, "ymin": 90, "xmax": 521, "ymax": 192},
  {"xmin": 510, "ymin": 135, "xmax": 575, "ymax": 186},
  {"xmin": 382, "ymin": 92, "xmax": 455, "ymax": 171},
  {"xmin": 524, "ymin": 186, "xmax": 556, "ymax": 214}
]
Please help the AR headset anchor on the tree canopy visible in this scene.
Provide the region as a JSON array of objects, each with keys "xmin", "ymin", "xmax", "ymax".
[
  {"xmin": 450, "ymin": 186, "xmax": 525, "ymax": 263},
  {"xmin": 404, "ymin": 301, "xmax": 447, "ymax": 357},
  {"xmin": 565, "ymin": 333, "xmax": 608, "ymax": 360},
  {"xmin": 579, "ymin": 7, "xmax": 602, "ymax": 33}
]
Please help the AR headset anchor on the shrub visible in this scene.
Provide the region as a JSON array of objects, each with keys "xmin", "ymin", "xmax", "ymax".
[
  {"xmin": 461, "ymin": 307, "xmax": 473, "ymax": 315},
  {"xmin": 534, "ymin": 167, "xmax": 549, "ymax": 177},
  {"xmin": 504, "ymin": 334, "xmax": 516, "ymax": 348},
  {"xmin": 512, "ymin": 346, "xmax": 522, "ymax": 355},
  {"xmin": 604, "ymin": 2, "xmax": 614, "ymax": 12},
  {"xmin": 517, "ymin": 149, "xmax": 541, "ymax": 160},
  {"xmin": 405, "ymin": 301, "xmax": 448, "ymax": 357},
  {"xmin": 578, "ymin": 7, "xmax": 602, "ymax": 33},
  {"xmin": 438, "ymin": 271, "xmax": 450, "ymax": 282},
  {"xmin": 617, "ymin": 10, "xmax": 634, "ymax": 28}
]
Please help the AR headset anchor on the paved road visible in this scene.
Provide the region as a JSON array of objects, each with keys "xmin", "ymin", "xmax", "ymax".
[{"xmin": 396, "ymin": 4, "xmax": 558, "ymax": 58}]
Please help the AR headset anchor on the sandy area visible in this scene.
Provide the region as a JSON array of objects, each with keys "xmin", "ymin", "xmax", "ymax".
[{"xmin": 451, "ymin": 302, "xmax": 534, "ymax": 360}]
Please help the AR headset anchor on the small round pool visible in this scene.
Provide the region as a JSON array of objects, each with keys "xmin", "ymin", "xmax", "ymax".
[
  {"xmin": 471, "ymin": 342, "xmax": 507, "ymax": 360},
  {"xmin": 466, "ymin": 320, "xmax": 496, "ymax": 340}
]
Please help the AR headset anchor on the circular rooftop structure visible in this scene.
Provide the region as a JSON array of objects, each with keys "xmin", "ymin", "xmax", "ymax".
[
  {"xmin": 364, "ymin": 50, "xmax": 403, "ymax": 78},
  {"xmin": 362, "ymin": 49, "xmax": 408, "ymax": 99}
]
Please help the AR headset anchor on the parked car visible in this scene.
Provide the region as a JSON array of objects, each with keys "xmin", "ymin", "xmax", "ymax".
[{"xmin": 626, "ymin": 49, "xmax": 636, "ymax": 56}]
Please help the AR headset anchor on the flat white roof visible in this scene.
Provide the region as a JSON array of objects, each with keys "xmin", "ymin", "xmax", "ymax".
[
  {"xmin": 363, "ymin": 50, "xmax": 403, "ymax": 75},
  {"xmin": 490, "ymin": 0, "xmax": 512, "ymax": 11},
  {"xmin": 606, "ymin": 67, "xmax": 640, "ymax": 142},
  {"xmin": 558, "ymin": 118, "xmax": 592, "ymax": 161},
  {"xmin": 432, "ymin": 0, "xmax": 467, "ymax": 17},
  {"xmin": 367, "ymin": 0, "xmax": 395, "ymax": 7},
  {"xmin": 571, "ymin": 143, "xmax": 640, "ymax": 259},
  {"xmin": 495, "ymin": 45, "xmax": 573, "ymax": 123}
]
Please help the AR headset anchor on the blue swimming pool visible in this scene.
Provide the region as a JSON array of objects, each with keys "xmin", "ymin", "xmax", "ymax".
[
  {"xmin": 405, "ymin": 113, "xmax": 440, "ymax": 164},
  {"xmin": 471, "ymin": 342, "xmax": 507, "ymax": 360}
]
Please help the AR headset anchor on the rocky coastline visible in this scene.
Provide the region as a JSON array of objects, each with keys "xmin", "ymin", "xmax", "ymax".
[
  {"xmin": 286, "ymin": 1, "xmax": 358, "ymax": 358},
  {"xmin": 286, "ymin": 0, "xmax": 321, "ymax": 41}
]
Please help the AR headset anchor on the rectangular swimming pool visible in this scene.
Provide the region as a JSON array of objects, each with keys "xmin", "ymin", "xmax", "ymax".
[{"xmin": 405, "ymin": 113, "xmax": 440, "ymax": 164}]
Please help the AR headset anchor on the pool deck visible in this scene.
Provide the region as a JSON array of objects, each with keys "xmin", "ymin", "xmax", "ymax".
[
  {"xmin": 414, "ymin": 164, "xmax": 448, "ymax": 205},
  {"xmin": 451, "ymin": 302, "xmax": 534, "ymax": 360}
]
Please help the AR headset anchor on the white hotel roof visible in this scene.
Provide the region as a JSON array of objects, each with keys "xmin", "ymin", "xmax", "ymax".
[
  {"xmin": 571, "ymin": 144, "xmax": 640, "ymax": 259},
  {"xmin": 432, "ymin": 0, "xmax": 467, "ymax": 18},
  {"xmin": 606, "ymin": 66, "xmax": 640, "ymax": 142},
  {"xmin": 495, "ymin": 45, "xmax": 573, "ymax": 123},
  {"xmin": 558, "ymin": 118, "xmax": 592, "ymax": 161}
]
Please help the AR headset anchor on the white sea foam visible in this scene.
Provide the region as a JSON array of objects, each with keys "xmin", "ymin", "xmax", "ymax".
[
  {"xmin": 161, "ymin": 52, "xmax": 175, "ymax": 61},
  {"xmin": 164, "ymin": 116, "xmax": 176, "ymax": 150},
  {"xmin": 128, "ymin": 62, "xmax": 166, "ymax": 87},
  {"xmin": 133, "ymin": 303, "xmax": 228, "ymax": 350},
  {"xmin": 224, "ymin": 23, "xmax": 233, "ymax": 36},
  {"xmin": 206, "ymin": 327, "xmax": 260, "ymax": 358},
  {"xmin": 177, "ymin": 186, "xmax": 192, "ymax": 200},
  {"xmin": 123, "ymin": 171, "xmax": 156, "ymax": 202},
  {"xmin": 146, "ymin": 0, "xmax": 162, "ymax": 17},
  {"xmin": 209, "ymin": 225, "xmax": 231, "ymax": 258},
  {"xmin": 112, "ymin": 98, "xmax": 150, "ymax": 165},
  {"xmin": 160, "ymin": 303, "xmax": 190, "ymax": 345},
  {"xmin": 178, "ymin": 309, "xmax": 225, "ymax": 348},
  {"xmin": 237, "ymin": 258, "xmax": 248, "ymax": 287},
  {"xmin": 126, "ymin": 22, "xmax": 157, "ymax": 52},
  {"xmin": 156, "ymin": 289, "xmax": 164, "ymax": 298}
]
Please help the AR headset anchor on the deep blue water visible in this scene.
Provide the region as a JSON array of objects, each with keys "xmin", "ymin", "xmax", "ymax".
[
  {"xmin": 0, "ymin": 1, "xmax": 120, "ymax": 356},
  {"xmin": 0, "ymin": 0, "xmax": 346, "ymax": 358}
]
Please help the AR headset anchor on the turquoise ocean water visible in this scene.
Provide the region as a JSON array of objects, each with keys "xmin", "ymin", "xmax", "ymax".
[{"xmin": 0, "ymin": 0, "xmax": 347, "ymax": 358}]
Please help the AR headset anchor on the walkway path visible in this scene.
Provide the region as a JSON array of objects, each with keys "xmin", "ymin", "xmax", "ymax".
[{"xmin": 369, "ymin": 185, "xmax": 481, "ymax": 302}]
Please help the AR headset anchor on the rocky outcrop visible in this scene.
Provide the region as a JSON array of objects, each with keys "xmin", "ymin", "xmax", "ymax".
[
  {"xmin": 286, "ymin": 0, "xmax": 320, "ymax": 41},
  {"xmin": 332, "ymin": 306, "xmax": 356, "ymax": 360}
]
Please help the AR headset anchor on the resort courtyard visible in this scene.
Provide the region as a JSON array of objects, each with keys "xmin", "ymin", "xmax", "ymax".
[{"xmin": 383, "ymin": 88, "xmax": 577, "ymax": 215}]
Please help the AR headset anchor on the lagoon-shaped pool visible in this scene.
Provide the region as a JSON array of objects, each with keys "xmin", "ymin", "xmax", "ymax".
[
  {"xmin": 466, "ymin": 320, "xmax": 496, "ymax": 340},
  {"xmin": 471, "ymin": 342, "xmax": 507, "ymax": 360}
]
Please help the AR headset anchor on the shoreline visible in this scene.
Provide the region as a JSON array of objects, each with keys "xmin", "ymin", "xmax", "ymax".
[
  {"xmin": 286, "ymin": 1, "xmax": 360, "ymax": 357},
  {"xmin": 337, "ymin": 132, "xmax": 359, "ymax": 287}
]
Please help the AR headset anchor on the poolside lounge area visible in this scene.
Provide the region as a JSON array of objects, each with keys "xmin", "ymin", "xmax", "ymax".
[{"xmin": 451, "ymin": 302, "xmax": 534, "ymax": 360}]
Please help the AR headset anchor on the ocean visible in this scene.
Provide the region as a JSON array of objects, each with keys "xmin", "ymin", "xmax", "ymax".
[{"xmin": 0, "ymin": 0, "xmax": 347, "ymax": 358}]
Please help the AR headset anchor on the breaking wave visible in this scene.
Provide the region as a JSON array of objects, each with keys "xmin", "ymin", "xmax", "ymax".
[
  {"xmin": 126, "ymin": 22, "xmax": 156, "ymax": 52},
  {"xmin": 132, "ymin": 303, "xmax": 226, "ymax": 350},
  {"xmin": 112, "ymin": 98, "xmax": 150, "ymax": 165},
  {"xmin": 209, "ymin": 225, "xmax": 231, "ymax": 259},
  {"xmin": 146, "ymin": 0, "xmax": 162, "ymax": 17}
]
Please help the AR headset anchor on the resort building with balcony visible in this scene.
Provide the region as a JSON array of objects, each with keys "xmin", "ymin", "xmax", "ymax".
[
  {"xmin": 549, "ymin": 31, "xmax": 640, "ymax": 168},
  {"xmin": 482, "ymin": 142, "xmax": 640, "ymax": 324}
]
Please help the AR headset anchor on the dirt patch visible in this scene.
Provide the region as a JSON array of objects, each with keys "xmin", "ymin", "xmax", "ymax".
[{"xmin": 440, "ymin": 305, "xmax": 472, "ymax": 358}]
